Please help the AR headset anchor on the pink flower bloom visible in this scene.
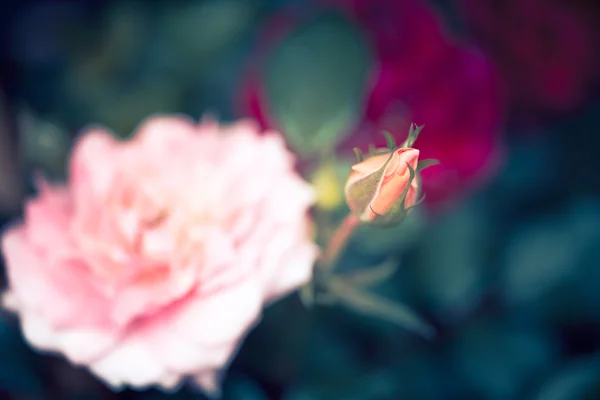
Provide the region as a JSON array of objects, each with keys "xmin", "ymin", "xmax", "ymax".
[
  {"xmin": 460, "ymin": 0, "xmax": 600, "ymax": 114},
  {"xmin": 1, "ymin": 116, "xmax": 318, "ymax": 394},
  {"xmin": 237, "ymin": 0, "xmax": 504, "ymax": 209}
]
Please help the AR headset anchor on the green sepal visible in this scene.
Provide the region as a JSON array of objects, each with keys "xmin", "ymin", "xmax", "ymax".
[
  {"xmin": 382, "ymin": 131, "xmax": 396, "ymax": 150},
  {"xmin": 417, "ymin": 158, "xmax": 439, "ymax": 172},
  {"xmin": 368, "ymin": 143, "xmax": 377, "ymax": 156},
  {"xmin": 401, "ymin": 123, "xmax": 424, "ymax": 148},
  {"xmin": 370, "ymin": 148, "xmax": 394, "ymax": 157},
  {"xmin": 345, "ymin": 151, "xmax": 395, "ymax": 218},
  {"xmin": 353, "ymin": 147, "xmax": 364, "ymax": 163}
]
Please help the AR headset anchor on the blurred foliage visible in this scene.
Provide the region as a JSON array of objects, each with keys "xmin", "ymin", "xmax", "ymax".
[
  {"xmin": 535, "ymin": 356, "xmax": 600, "ymax": 400},
  {"xmin": 265, "ymin": 12, "xmax": 370, "ymax": 157},
  {"xmin": 19, "ymin": 108, "xmax": 71, "ymax": 178},
  {"xmin": 408, "ymin": 200, "xmax": 491, "ymax": 321},
  {"xmin": 0, "ymin": 313, "xmax": 45, "ymax": 397},
  {"xmin": 12, "ymin": 0, "xmax": 266, "ymax": 134}
]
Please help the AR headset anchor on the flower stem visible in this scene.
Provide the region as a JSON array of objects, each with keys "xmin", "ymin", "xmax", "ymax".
[{"xmin": 321, "ymin": 214, "xmax": 360, "ymax": 270}]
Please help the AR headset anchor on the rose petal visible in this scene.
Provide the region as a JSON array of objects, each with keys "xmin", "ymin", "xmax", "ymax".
[
  {"xmin": 69, "ymin": 128, "xmax": 119, "ymax": 204},
  {"xmin": 89, "ymin": 338, "xmax": 180, "ymax": 390},
  {"xmin": 19, "ymin": 311, "xmax": 116, "ymax": 364},
  {"xmin": 173, "ymin": 279, "xmax": 262, "ymax": 346}
]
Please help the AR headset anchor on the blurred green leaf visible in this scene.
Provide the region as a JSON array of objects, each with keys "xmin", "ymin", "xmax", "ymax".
[
  {"xmin": 353, "ymin": 206, "xmax": 427, "ymax": 256},
  {"xmin": 503, "ymin": 219, "xmax": 577, "ymax": 306},
  {"xmin": 453, "ymin": 320, "xmax": 556, "ymax": 400},
  {"xmin": 327, "ymin": 277, "xmax": 435, "ymax": 338},
  {"xmin": 286, "ymin": 369, "xmax": 400, "ymax": 400},
  {"xmin": 224, "ymin": 376, "xmax": 269, "ymax": 400},
  {"xmin": 503, "ymin": 200, "xmax": 600, "ymax": 307},
  {"xmin": 535, "ymin": 357, "xmax": 600, "ymax": 400},
  {"xmin": 161, "ymin": 0, "xmax": 255, "ymax": 73},
  {"xmin": 19, "ymin": 108, "xmax": 71, "ymax": 178},
  {"xmin": 338, "ymin": 258, "xmax": 398, "ymax": 287},
  {"xmin": 265, "ymin": 13, "xmax": 370, "ymax": 156},
  {"xmin": 411, "ymin": 201, "xmax": 489, "ymax": 320}
]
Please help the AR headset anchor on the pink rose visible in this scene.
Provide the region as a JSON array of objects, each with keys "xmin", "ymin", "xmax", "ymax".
[{"xmin": 1, "ymin": 116, "xmax": 318, "ymax": 395}]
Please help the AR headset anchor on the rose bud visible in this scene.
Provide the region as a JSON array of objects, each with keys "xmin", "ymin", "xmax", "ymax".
[{"xmin": 344, "ymin": 125, "xmax": 438, "ymax": 225}]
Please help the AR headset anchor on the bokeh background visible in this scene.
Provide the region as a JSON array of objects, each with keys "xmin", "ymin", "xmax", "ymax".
[{"xmin": 2, "ymin": 0, "xmax": 600, "ymax": 399}]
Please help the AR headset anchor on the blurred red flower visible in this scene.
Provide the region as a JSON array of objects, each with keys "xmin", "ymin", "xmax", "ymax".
[
  {"xmin": 460, "ymin": 0, "xmax": 600, "ymax": 115},
  {"xmin": 237, "ymin": 0, "xmax": 505, "ymax": 209}
]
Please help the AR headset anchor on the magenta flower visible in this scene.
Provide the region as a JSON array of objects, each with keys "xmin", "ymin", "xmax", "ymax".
[
  {"xmin": 237, "ymin": 0, "xmax": 505, "ymax": 208},
  {"xmin": 460, "ymin": 0, "xmax": 600, "ymax": 114}
]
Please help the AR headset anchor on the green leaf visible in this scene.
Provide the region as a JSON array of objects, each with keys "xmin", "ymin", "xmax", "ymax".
[
  {"xmin": 265, "ymin": 13, "xmax": 371, "ymax": 156},
  {"xmin": 338, "ymin": 258, "xmax": 398, "ymax": 287},
  {"xmin": 327, "ymin": 277, "xmax": 435, "ymax": 338}
]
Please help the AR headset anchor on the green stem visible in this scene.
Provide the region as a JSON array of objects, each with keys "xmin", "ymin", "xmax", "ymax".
[{"xmin": 321, "ymin": 214, "xmax": 360, "ymax": 270}]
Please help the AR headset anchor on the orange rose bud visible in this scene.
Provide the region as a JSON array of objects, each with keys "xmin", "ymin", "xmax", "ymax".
[{"xmin": 344, "ymin": 124, "xmax": 438, "ymax": 226}]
